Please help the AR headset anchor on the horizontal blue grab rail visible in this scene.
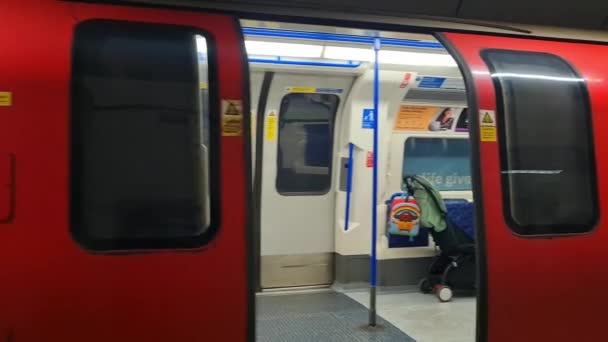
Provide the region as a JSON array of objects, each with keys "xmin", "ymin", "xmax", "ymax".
[{"xmin": 242, "ymin": 27, "xmax": 444, "ymax": 49}]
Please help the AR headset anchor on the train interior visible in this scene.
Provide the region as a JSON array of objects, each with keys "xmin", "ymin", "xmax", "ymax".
[{"xmin": 242, "ymin": 20, "xmax": 477, "ymax": 341}]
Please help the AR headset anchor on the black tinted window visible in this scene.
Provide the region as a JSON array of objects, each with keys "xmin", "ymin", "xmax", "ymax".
[
  {"xmin": 482, "ymin": 49, "xmax": 597, "ymax": 235},
  {"xmin": 71, "ymin": 20, "xmax": 216, "ymax": 250},
  {"xmin": 276, "ymin": 93, "xmax": 339, "ymax": 195}
]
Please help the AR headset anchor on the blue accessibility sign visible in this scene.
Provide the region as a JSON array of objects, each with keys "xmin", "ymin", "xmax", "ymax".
[{"xmin": 362, "ymin": 109, "xmax": 375, "ymax": 129}]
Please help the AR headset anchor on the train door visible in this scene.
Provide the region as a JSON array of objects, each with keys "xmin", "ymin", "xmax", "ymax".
[
  {"xmin": 438, "ymin": 33, "xmax": 608, "ymax": 341},
  {"xmin": 1, "ymin": 1, "xmax": 251, "ymax": 341},
  {"xmin": 259, "ymin": 73, "xmax": 353, "ymax": 288}
]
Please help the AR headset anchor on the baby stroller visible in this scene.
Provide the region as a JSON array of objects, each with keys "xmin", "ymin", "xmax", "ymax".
[{"xmin": 403, "ymin": 175, "xmax": 476, "ymax": 302}]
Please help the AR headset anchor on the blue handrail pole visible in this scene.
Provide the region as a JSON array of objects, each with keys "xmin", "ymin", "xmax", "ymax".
[
  {"xmin": 369, "ymin": 38, "xmax": 381, "ymax": 327},
  {"xmin": 344, "ymin": 143, "xmax": 355, "ymax": 232}
]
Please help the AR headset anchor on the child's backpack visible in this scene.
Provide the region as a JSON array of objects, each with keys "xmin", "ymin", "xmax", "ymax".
[{"xmin": 386, "ymin": 192, "xmax": 421, "ymax": 240}]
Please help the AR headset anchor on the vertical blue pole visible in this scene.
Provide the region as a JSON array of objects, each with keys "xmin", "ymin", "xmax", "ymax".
[
  {"xmin": 369, "ymin": 38, "xmax": 381, "ymax": 327},
  {"xmin": 344, "ymin": 142, "xmax": 354, "ymax": 231}
]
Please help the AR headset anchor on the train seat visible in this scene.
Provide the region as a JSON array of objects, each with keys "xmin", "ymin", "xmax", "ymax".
[
  {"xmin": 444, "ymin": 199, "xmax": 475, "ymax": 240},
  {"xmin": 419, "ymin": 198, "xmax": 476, "ymax": 302}
]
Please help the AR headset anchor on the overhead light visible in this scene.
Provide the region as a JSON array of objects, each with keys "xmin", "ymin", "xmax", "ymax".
[
  {"xmin": 324, "ymin": 46, "xmax": 456, "ymax": 67},
  {"xmin": 380, "ymin": 50, "xmax": 457, "ymax": 67},
  {"xmin": 324, "ymin": 46, "xmax": 374, "ymax": 61},
  {"xmin": 245, "ymin": 40, "xmax": 323, "ymax": 58}
]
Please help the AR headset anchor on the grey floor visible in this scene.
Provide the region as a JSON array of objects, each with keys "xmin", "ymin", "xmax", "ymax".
[
  {"xmin": 257, "ymin": 291, "xmax": 415, "ymax": 342},
  {"xmin": 345, "ymin": 289, "xmax": 476, "ymax": 342}
]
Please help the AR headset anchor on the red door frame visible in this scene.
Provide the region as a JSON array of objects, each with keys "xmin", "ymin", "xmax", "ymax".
[
  {"xmin": 1, "ymin": 1, "xmax": 252, "ymax": 341},
  {"xmin": 438, "ymin": 32, "xmax": 608, "ymax": 341}
]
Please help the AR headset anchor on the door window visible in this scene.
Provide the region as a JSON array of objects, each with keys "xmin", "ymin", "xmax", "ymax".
[
  {"xmin": 276, "ymin": 93, "xmax": 339, "ymax": 195},
  {"xmin": 71, "ymin": 20, "xmax": 217, "ymax": 250},
  {"xmin": 482, "ymin": 49, "xmax": 598, "ymax": 235}
]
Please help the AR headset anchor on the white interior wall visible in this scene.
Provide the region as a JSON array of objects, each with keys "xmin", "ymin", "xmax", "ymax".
[
  {"xmin": 334, "ymin": 69, "xmax": 414, "ymax": 258},
  {"xmin": 334, "ymin": 68, "xmax": 472, "ymax": 261}
]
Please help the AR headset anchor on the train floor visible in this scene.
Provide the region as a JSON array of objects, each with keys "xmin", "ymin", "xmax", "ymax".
[
  {"xmin": 344, "ymin": 287, "xmax": 476, "ymax": 342},
  {"xmin": 256, "ymin": 287, "xmax": 476, "ymax": 342}
]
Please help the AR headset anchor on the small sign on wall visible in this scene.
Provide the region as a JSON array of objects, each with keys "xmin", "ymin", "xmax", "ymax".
[
  {"xmin": 362, "ymin": 109, "xmax": 374, "ymax": 129},
  {"xmin": 265, "ymin": 111, "xmax": 277, "ymax": 141},
  {"xmin": 286, "ymin": 87, "xmax": 343, "ymax": 94},
  {"xmin": 479, "ymin": 110, "xmax": 497, "ymax": 142},
  {"xmin": 417, "ymin": 76, "xmax": 446, "ymax": 88},
  {"xmin": 0, "ymin": 92, "xmax": 12, "ymax": 106},
  {"xmin": 221, "ymin": 99, "xmax": 243, "ymax": 136},
  {"xmin": 366, "ymin": 151, "xmax": 374, "ymax": 168},
  {"xmin": 400, "ymin": 72, "xmax": 413, "ymax": 88}
]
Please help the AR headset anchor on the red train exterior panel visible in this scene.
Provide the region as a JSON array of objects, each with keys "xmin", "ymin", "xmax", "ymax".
[
  {"xmin": 442, "ymin": 32, "xmax": 608, "ymax": 341},
  {"xmin": 0, "ymin": 1, "xmax": 250, "ymax": 341}
]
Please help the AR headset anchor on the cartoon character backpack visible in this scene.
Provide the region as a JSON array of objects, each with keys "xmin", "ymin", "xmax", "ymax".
[{"xmin": 387, "ymin": 192, "xmax": 421, "ymax": 240}]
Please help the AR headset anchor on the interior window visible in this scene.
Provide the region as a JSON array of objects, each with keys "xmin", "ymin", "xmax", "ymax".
[
  {"xmin": 70, "ymin": 20, "xmax": 216, "ymax": 250},
  {"xmin": 482, "ymin": 49, "xmax": 598, "ymax": 235},
  {"xmin": 276, "ymin": 93, "xmax": 339, "ymax": 195},
  {"xmin": 403, "ymin": 137, "xmax": 471, "ymax": 191}
]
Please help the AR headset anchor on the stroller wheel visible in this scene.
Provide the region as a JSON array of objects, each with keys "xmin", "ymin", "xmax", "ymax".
[
  {"xmin": 435, "ymin": 285, "xmax": 453, "ymax": 302},
  {"xmin": 418, "ymin": 278, "xmax": 433, "ymax": 294}
]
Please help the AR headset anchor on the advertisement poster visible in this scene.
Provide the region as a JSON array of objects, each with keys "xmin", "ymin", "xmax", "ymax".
[
  {"xmin": 455, "ymin": 108, "xmax": 469, "ymax": 132},
  {"xmin": 402, "ymin": 138, "xmax": 471, "ymax": 191},
  {"xmin": 393, "ymin": 105, "xmax": 468, "ymax": 132}
]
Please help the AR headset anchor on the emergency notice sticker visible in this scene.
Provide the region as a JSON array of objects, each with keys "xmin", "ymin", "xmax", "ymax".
[
  {"xmin": 221, "ymin": 99, "xmax": 243, "ymax": 136},
  {"xmin": 0, "ymin": 92, "xmax": 12, "ymax": 106},
  {"xmin": 265, "ymin": 110, "xmax": 277, "ymax": 141},
  {"xmin": 479, "ymin": 110, "xmax": 496, "ymax": 142}
]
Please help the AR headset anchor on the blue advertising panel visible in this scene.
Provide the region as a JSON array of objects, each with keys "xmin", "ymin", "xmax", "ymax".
[{"xmin": 402, "ymin": 137, "xmax": 471, "ymax": 191}]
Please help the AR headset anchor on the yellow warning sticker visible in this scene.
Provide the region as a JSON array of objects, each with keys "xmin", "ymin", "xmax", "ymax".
[
  {"xmin": 221, "ymin": 99, "xmax": 243, "ymax": 136},
  {"xmin": 481, "ymin": 112, "xmax": 493, "ymax": 124},
  {"xmin": 286, "ymin": 87, "xmax": 316, "ymax": 93},
  {"xmin": 479, "ymin": 110, "xmax": 496, "ymax": 141},
  {"xmin": 479, "ymin": 110, "xmax": 496, "ymax": 126},
  {"xmin": 266, "ymin": 111, "xmax": 277, "ymax": 141},
  {"xmin": 0, "ymin": 92, "xmax": 12, "ymax": 106},
  {"xmin": 199, "ymin": 82, "xmax": 208, "ymax": 90},
  {"xmin": 480, "ymin": 126, "xmax": 497, "ymax": 141}
]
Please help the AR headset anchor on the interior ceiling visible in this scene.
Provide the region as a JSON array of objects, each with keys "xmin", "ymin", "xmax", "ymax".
[{"xmin": 160, "ymin": 0, "xmax": 608, "ymax": 31}]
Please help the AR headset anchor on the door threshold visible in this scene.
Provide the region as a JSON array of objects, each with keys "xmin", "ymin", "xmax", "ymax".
[{"xmin": 258, "ymin": 284, "xmax": 332, "ymax": 296}]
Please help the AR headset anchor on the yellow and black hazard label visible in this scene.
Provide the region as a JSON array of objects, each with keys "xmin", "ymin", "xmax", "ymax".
[
  {"xmin": 479, "ymin": 110, "xmax": 496, "ymax": 142},
  {"xmin": 0, "ymin": 92, "xmax": 12, "ymax": 106},
  {"xmin": 221, "ymin": 99, "xmax": 243, "ymax": 136},
  {"xmin": 482, "ymin": 112, "xmax": 494, "ymax": 124},
  {"xmin": 265, "ymin": 110, "xmax": 277, "ymax": 141}
]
